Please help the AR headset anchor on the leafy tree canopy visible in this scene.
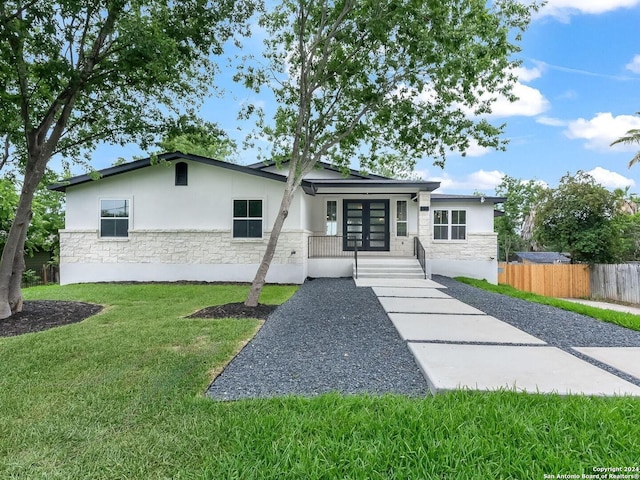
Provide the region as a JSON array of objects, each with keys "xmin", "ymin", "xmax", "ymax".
[
  {"xmin": 240, "ymin": 0, "xmax": 540, "ymax": 306},
  {"xmin": 156, "ymin": 117, "xmax": 238, "ymax": 162},
  {"xmin": 494, "ymin": 175, "xmax": 545, "ymax": 260},
  {"xmin": 534, "ymin": 171, "xmax": 623, "ymax": 264},
  {"xmin": 0, "ymin": 0, "xmax": 256, "ymax": 318}
]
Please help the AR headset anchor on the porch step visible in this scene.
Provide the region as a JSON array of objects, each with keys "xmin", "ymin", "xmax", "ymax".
[{"xmin": 353, "ymin": 258, "xmax": 426, "ymax": 279}]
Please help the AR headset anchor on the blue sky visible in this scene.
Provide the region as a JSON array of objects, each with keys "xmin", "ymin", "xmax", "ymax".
[{"xmin": 85, "ymin": 0, "xmax": 640, "ymax": 195}]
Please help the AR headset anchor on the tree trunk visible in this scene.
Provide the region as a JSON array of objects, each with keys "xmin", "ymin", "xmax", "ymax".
[
  {"xmin": 0, "ymin": 160, "xmax": 44, "ymax": 319},
  {"xmin": 245, "ymin": 181, "xmax": 298, "ymax": 307}
]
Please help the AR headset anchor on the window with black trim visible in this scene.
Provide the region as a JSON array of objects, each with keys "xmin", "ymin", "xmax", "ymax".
[
  {"xmin": 233, "ymin": 199, "xmax": 263, "ymax": 238},
  {"xmin": 433, "ymin": 209, "xmax": 466, "ymax": 240},
  {"xmin": 175, "ymin": 162, "xmax": 188, "ymax": 186},
  {"xmin": 396, "ymin": 200, "xmax": 408, "ymax": 236},
  {"xmin": 100, "ymin": 199, "xmax": 129, "ymax": 237}
]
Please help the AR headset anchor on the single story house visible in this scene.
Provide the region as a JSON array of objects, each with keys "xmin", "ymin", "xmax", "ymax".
[
  {"xmin": 50, "ymin": 152, "xmax": 503, "ymax": 285},
  {"xmin": 515, "ymin": 252, "xmax": 571, "ymax": 264}
]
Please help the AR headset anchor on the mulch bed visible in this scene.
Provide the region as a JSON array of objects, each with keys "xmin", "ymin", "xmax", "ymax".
[
  {"xmin": 0, "ymin": 301, "xmax": 103, "ymax": 338},
  {"xmin": 188, "ymin": 302, "xmax": 277, "ymax": 320},
  {"xmin": 0, "ymin": 300, "xmax": 275, "ymax": 338}
]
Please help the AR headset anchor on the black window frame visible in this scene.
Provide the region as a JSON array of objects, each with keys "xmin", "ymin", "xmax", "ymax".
[
  {"xmin": 100, "ymin": 199, "xmax": 130, "ymax": 238},
  {"xmin": 232, "ymin": 199, "xmax": 263, "ymax": 239}
]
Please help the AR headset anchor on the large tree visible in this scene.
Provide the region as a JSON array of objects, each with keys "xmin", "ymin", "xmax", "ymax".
[
  {"xmin": 0, "ymin": 0, "xmax": 254, "ymax": 319},
  {"xmin": 534, "ymin": 171, "xmax": 623, "ymax": 264},
  {"xmin": 494, "ymin": 175, "xmax": 545, "ymax": 261},
  {"xmin": 610, "ymin": 111, "xmax": 640, "ymax": 167},
  {"xmin": 241, "ymin": 0, "xmax": 539, "ymax": 306}
]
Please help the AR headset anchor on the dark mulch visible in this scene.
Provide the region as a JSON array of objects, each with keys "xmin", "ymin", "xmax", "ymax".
[
  {"xmin": 0, "ymin": 301, "xmax": 103, "ymax": 338},
  {"xmin": 188, "ymin": 302, "xmax": 277, "ymax": 320}
]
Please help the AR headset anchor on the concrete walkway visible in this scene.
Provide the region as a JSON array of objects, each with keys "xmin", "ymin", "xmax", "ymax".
[
  {"xmin": 561, "ymin": 298, "xmax": 640, "ymax": 316},
  {"xmin": 355, "ymin": 277, "xmax": 640, "ymax": 397}
]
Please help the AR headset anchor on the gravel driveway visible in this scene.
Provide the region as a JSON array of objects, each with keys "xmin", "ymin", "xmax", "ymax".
[
  {"xmin": 208, "ymin": 276, "xmax": 640, "ymax": 400},
  {"xmin": 207, "ymin": 278, "xmax": 429, "ymax": 400}
]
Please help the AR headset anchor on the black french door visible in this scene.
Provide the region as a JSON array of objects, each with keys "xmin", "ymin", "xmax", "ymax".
[{"xmin": 343, "ymin": 200, "xmax": 390, "ymax": 251}]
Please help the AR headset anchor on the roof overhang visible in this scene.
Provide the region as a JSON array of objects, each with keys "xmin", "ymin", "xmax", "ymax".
[
  {"xmin": 431, "ymin": 194, "xmax": 506, "ymax": 204},
  {"xmin": 49, "ymin": 151, "xmax": 315, "ymax": 192},
  {"xmin": 305, "ymin": 179, "xmax": 440, "ymax": 196}
]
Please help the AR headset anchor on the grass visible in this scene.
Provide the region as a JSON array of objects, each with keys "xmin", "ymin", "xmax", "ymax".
[
  {"xmin": 455, "ymin": 276, "xmax": 640, "ymax": 333},
  {"xmin": 1, "ymin": 283, "xmax": 639, "ymax": 478}
]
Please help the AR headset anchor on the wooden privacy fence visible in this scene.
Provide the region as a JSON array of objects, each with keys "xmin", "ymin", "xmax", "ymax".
[
  {"xmin": 591, "ymin": 263, "xmax": 640, "ymax": 305},
  {"xmin": 498, "ymin": 263, "xmax": 590, "ymax": 298}
]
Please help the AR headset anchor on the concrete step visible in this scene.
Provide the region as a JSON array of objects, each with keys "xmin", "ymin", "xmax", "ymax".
[
  {"xmin": 353, "ymin": 258, "xmax": 426, "ymax": 279},
  {"xmin": 356, "ymin": 271, "xmax": 426, "ymax": 279}
]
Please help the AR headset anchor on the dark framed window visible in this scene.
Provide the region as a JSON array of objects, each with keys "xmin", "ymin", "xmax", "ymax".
[
  {"xmin": 233, "ymin": 199, "xmax": 263, "ymax": 238},
  {"xmin": 396, "ymin": 200, "xmax": 408, "ymax": 237},
  {"xmin": 100, "ymin": 199, "xmax": 129, "ymax": 237},
  {"xmin": 175, "ymin": 162, "xmax": 188, "ymax": 186}
]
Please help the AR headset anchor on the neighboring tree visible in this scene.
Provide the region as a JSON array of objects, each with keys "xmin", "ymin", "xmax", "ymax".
[
  {"xmin": 610, "ymin": 112, "xmax": 640, "ymax": 167},
  {"xmin": 494, "ymin": 175, "xmax": 545, "ymax": 261},
  {"xmin": 534, "ymin": 171, "xmax": 623, "ymax": 264},
  {"xmin": 240, "ymin": 0, "xmax": 539, "ymax": 306},
  {"xmin": 613, "ymin": 187, "xmax": 640, "ymax": 261},
  {"xmin": 0, "ymin": 0, "xmax": 255, "ymax": 318},
  {"xmin": 157, "ymin": 117, "xmax": 238, "ymax": 161},
  {"xmin": 0, "ymin": 172, "xmax": 64, "ymax": 260}
]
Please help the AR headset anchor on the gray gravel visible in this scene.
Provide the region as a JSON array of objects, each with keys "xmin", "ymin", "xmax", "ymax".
[
  {"xmin": 434, "ymin": 275, "xmax": 640, "ymax": 386},
  {"xmin": 207, "ymin": 278, "xmax": 429, "ymax": 400}
]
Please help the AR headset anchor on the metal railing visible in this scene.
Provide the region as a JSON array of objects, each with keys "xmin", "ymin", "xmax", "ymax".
[
  {"xmin": 414, "ymin": 236, "xmax": 427, "ymax": 279},
  {"xmin": 308, "ymin": 235, "xmax": 354, "ymax": 258},
  {"xmin": 353, "ymin": 242, "xmax": 358, "ymax": 279}
]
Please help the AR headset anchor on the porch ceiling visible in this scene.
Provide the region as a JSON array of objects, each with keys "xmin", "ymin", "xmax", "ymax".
[{"xmin": 303, "ymin": 180, "xmax": 440, "ymax": 196}]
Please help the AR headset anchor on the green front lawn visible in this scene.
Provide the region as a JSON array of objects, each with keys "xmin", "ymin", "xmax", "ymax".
[{"xmin": 1, "ymin": 283, "xmax": 639, "ymax": 478}]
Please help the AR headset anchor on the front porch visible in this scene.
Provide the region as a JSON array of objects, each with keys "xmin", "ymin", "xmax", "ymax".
[{"xmin": 307, "ymin": 235, "xmax": 429, "ymax": 279}]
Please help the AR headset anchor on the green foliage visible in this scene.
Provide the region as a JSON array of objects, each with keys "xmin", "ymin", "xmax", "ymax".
[
  {"xmin": 0, "ymin": 283, "xmax": 637, "ymax": 477},
  {"xmin": 494, "ymin": 175, "xmax": 545, "ymax": 261},
  {"xmin": 610, "ymin": 111, "xmax": 640, "ymax": 167},
  {"xmin": 0, "ymin": 171, "xmax": 64, "ymax": 258},
  {"xmin": 156, "ymin": 116, "xmax": 238, "ymax": 162},
  {"xmin": 0, "ymin": 0, "xmax": 255, "ymax": 168},
  {"xmin": 456, "ymin": 276, "xmax": 640, "ymax": 332},
  {"xmin": 242, "ymin": 0, "xmax": 539, "ymax": 174},
  {"xmin": 534, "ymin": 171, "xmax": 623, "ymax": 264}
]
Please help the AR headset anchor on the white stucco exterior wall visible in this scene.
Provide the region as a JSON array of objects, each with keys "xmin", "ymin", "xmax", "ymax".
[
  {"xmin": 429, "ymin": 200, "xmax": 499, "ymax": 283},
  {"xmin": 60, "ymin": 160, "xmax": 308, "ymax": 284}
]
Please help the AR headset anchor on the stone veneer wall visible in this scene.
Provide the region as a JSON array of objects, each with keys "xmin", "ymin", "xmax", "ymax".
[
  {"xmin": 429, "ymin": 232, "xmax": 498, "ymax": 260},
  {"xmin": 60, "ymin": 230, "xmax": 306, "ymax": 266}
]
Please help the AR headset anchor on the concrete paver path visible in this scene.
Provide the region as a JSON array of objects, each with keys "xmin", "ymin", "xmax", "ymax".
[{"xmin": 362, "ymin": 277, "xmax": 640, "ymax": 397}]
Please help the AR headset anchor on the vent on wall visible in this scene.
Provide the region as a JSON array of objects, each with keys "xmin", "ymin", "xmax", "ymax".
[{"xmin": 175, "ymin": 162, "xmax": 188, "ymax": 186}]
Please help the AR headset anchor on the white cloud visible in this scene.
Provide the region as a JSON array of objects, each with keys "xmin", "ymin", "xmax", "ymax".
[
  {"xmin": 422, "ymin": 169, "xmax": 505, "ymax": 194},
  {"xmin": 514, "ymin": 66, "xmax": 543, "ymax": 82},
  {"xmin": 625, "ymin": 54, "xmax": 640, "ymax": 74},
  {"xmin": 564, "ymin": 112, "xmax": 640, "ymax": 151},
  {"xmin": 487, "ymin": 82, "xmax": 549, "ymax": 118},
  {"xmin": 539, "ymin": 0, "xmax": 640, "ymax": 19},
  {"xmin": 410, "ymin": 65, "xmax": 549, "ymax": 119},
  {"xmin": 587, "ymin": 166, "xmax": 636, "ymax": 188},
  {"xmin": 536, "ymin": 116, "xmax": 566, "ymax": 127}
]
